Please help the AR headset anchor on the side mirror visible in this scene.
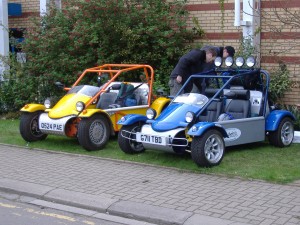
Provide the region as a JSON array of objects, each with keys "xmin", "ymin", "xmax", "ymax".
[
  {"xmin": 55, "ymin": 82, "xmax": 65, "ymax": 89},
  {"xmin": 157, "ymin": 88, "xmax": 166, "ymax": 96}
]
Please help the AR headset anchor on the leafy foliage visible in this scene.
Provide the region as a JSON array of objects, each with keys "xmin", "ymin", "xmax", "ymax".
[
  {"xmin": 268, "ymin": 63, "xmax": 291, "ymax": 104},
  {"xmin": 1, "ymin": 0, "xmax": 196, "ymax": 114},
  {"xmin": 23, "ymin": 0, "xmax": 194, "ymax": 92},
  {"xmin": 281, "ymin": 104, "xmax": 300, "ymax": 130}
]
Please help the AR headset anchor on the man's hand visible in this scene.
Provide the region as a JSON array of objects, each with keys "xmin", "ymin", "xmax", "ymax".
[{"xmin": 176, "ymin": 75, "xmax": 182, "ymax": 84}]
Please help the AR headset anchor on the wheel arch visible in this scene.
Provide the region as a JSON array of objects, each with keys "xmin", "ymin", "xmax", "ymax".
[
  {"xmin": 187, "ymin": 122, "xmax": 228, "ymax": 138},
  {"xmin": 80, "ymin": 111, "xmax": 115, "ymax": 136},
  {"xmin": 266, "ymin": 110, "xmax": 295, "ymax": 132},
  {"xmin": 117, "ymin": 114, "xmax": 148, "ymax": 126},
  {"xmin": 150, "ymin": 97, "xmax": 171, "ymax": 116},
  {"xmin": 20, "ymin": 104, "xmax": 46, "ymax": 113}
]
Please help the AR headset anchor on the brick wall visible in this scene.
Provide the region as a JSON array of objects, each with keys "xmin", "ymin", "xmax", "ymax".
[
  {"xmin": 7, "ymin": 0, "xmax": 300, "ymax": 105},
  {"xmin": 186, "ymin": 0, "xmax": 300, "ymax": 106},
  {"xmin": 8, "ymin": 0, "xmax": 39, "ymax": 28}
]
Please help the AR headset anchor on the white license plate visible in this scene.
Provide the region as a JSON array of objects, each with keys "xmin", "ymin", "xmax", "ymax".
[
  {"xmin": 39, "ymin": 122, "xmax": 64, "ymax": 131},
  {"xmin": 136, "ymin": 133, "xmax": 166, "ymax": 145}
]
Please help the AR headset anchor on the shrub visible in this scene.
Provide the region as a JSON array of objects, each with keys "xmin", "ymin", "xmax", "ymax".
[
  {"xmin": 268, "ymin": 63, "xmax": 291, "ymax": 105},
  {"xmin": 281, "ymin": 105, "xmax": 300, "ymax": 131},
  {"xmin": 22, "ymin": 0, "xmax": 195, "ymax": 95}
]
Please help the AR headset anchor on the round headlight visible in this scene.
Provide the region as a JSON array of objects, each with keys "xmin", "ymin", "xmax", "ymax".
[
  {"xmin": 235, "ymin": 57, "xmax": 245, "ymax": 67},
  {"xmin": 225, "ymin": 57, "xmax": 234, "ymax": 67},
  {"xmin": 146, "ymin": 108, "xmax": 156, "ymax": 119},
  {"xmin": 185, "ymin": 111, "xmax": 195, "ymax": 123},
  {"xmin": 214, "ymin": 56, "xmax": 222, "ymax": 67},
  {"xmin": 246, "ymin": 56, "xmax": 256, "ymax": 67},
  {"xmin": 44, "ymin": 98, "xmax": 51, "ymax": 109},
  {"xmin": 76, "ymin": 101, "xmax": 85, "ymax": 112}
]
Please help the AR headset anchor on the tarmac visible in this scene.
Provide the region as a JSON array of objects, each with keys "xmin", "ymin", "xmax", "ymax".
[{"xmin": 0, "ymin": 143, "xmax": 299, "ymax": 225}]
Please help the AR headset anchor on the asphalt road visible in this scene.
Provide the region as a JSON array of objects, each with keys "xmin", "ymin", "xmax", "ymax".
[{"xmin": 0, "ymin": 195, "xmax": 154, "ymax": 225}]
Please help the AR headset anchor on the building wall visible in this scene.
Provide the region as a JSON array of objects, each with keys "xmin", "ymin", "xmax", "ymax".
[
  {"xmin": 186, "ymin": 0, "xmax": 300, "ymax": 106},
  {"xmin": 7, "ymin": 0, "xmax": 300, "ymax": 106},
  {"xmin": 8, "ymin": 0, "xmax": 39, "ymax": 28}
]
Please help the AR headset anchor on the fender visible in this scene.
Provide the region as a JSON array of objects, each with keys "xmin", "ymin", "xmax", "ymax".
[
  {"xmin": 150, "ymin": 97, "xmax": 171, "ymax": 116},
  {"xmin": 78, "ymin": 109, "xmax": 106, "ymax": 118},
  {"xmin": 187, "ymin": 122, "xmax": 228, "ymax": 137},
  {"xmin": 117, "ymin": 114, "xmax": 148, "ymax": 125},
  {"xmin": 20, "ymin": 104, "xmax": 46, "ymax": 112},
  {"xmin": 266, "ymin": 110, "xmax": 295, "ymax": 131}
]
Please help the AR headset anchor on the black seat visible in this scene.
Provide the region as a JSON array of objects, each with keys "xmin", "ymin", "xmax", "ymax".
[
  {"xmin": 96, "ymin": 92, "xmax": 118, "ymax": 109},
  {"xmin": 224, "ymin": 89, "xmax": 251, "ymax": 119},
  {"xmin": 199, "ymin": 89, "xmax": 223, "ymax": 122}
]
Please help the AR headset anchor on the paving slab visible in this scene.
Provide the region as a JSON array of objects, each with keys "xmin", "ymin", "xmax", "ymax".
[
  {"xmin": 44, "ymin": 188, "xmax": 118, "ymax": 213},
  {"xmin": 0, "ymin": 144, "xmax": 300, "ymax": 225},
  {"xmin": 0, "ymin": 177, "xmax": 54, "ymax": 198},
  {"xmin": 108, "ymin": 200, "xmax": 193, "ymax": 225}
]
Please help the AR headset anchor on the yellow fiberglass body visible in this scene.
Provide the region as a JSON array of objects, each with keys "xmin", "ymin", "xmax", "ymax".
[
  {"xmin": 48, "ymin": 93, "xmax": 91, "ymax": 119},
  {"xmin": 19, "ymin": 64, "xmax": 170, "ymax": 152}
]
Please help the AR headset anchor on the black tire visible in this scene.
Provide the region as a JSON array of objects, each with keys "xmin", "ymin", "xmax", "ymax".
[
  {"xmin": 118, "ymin": 123, "xmax": 145, "ymax": 154},
  {"xmin": 269, "ymin": 117, "xmax": 294, "ymax": 147},
  {"xmin": 77, "ymin": 114, "xmax": 110, "ymax": 151},
  {"xmin": 191, "ymin": 129, "xmax": 225, "ymax": 167},
  {"xmin": 19, "ymin": 112, "xmax": 48, "ymax": 142}
]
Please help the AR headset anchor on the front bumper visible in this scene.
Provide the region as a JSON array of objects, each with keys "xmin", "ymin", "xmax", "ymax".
[
  {"xmin": 121, "ymin": 124, "xmax": 189, "ymax": 153},
  {"xmin": 39, "ymin": 113, "xmax": 76, "ymax": 136}
]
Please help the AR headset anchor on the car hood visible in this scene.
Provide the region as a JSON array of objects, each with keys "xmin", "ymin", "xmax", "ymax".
[
  {"xmin": 151, "ymin": 103, "xmax": 201, "ymax": 132},
  {"xmin": 48, "ymin": 93, "xmax": 91, "ymax": 119}
]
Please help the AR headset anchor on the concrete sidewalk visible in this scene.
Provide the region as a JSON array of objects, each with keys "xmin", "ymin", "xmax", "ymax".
[{"xmin": 0, "ymin": 144, "xmax": 299, "ymax": 225}]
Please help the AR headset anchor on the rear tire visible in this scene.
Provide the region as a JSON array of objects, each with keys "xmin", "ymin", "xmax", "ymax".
[
  {"xmin": 269, "ymin": 117, "xmax": 294, "ymax": 147},
  {"xmin": 78, "ymin": 114, "xmax": 110, "ymax": 151},
  {"xmin": 19, "ymin": 112, "xmax": 48, "ymax": 142},
  {"xmin": 191, "ymin": 129, "xmax": 225, "ymax": 167},
  {"xmin": 118, "ymin": 123, "xmax": 145, "ymax": 154}
]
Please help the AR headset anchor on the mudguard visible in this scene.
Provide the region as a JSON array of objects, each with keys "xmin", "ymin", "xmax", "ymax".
[
  {"xmin": 150, "ymin": 97, "xmax": 170, "ymax": 115},
  {"xmin": 78, "ymin": 109, "xmax": 106, "ymax": 118},
  {"xmin": 117, "ymin": 114, "xmax": 148, "ymax": 125},
  {"xmin": 20, "ymin": 104, "xmax": 46, "ymax": 113},
  {"xmin": 187, "ymin": 122, "xmax": 228, "ymax": 137},
  {"xmin": 265, "ymin": 110, "xmax": 295, "ymax": 131}
]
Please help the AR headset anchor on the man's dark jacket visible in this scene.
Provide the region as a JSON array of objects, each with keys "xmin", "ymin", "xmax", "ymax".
[{"xmin": 170, "ymin": 49, "xmax": 214, "ymax": 92}]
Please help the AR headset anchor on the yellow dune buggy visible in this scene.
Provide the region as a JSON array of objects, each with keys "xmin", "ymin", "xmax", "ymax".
[{"xmin": 20, "ymin": 64, "xmax": 170, "ymax": 150}]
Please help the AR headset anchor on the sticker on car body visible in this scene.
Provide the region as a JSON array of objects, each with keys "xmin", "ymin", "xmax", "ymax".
[{"xmin": 224, "ymin": 128, "xmax": 241, "ymax": 141}]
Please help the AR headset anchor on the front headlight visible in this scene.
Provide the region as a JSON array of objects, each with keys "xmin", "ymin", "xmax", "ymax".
[
  {"xmin": 185, "ymin": 111, "xmax": 195, "ymax": 123},
  {"xmin": 246, "ymin": 56, "xmax": 256, "ymax": 67},
  {"xmin": 146, "ymin": 108, "xmax": 156, "ymax": 119},
  {"xmin": 235, "ymin": 57, "xmax": 245, "ymax": 67},
  {"xmin": 44, "ymin": 98, "xmax": 51, "ymax": 109},
  {"xmin": 214, "ymin": 56, "xmax": 222, "ymax": 67},
  {"xmin": 76, "ymin": 101, "xmax": 85, "ymax": 112},
  {"xmin": 225, "ymin": 57, "xmax": 234, "ymax": 67}
]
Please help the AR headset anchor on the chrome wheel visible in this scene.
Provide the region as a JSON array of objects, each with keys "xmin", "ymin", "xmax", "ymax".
[{"xmin": 204, "ymin": 134, "xmax": 224, "ymax": 164}]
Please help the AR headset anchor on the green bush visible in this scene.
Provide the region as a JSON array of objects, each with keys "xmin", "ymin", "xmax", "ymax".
[
  {"xmin": 268, "ymin": 63, "xmax": 291, "ymax": 104},
  {"xmin": 1, "ymin": 0, "xmax": 199, "ymax": 114},
  {"xmin": 281, "ymin": 104, "xmax": 300, "ymax": 131},
  {"xmin": 23, "ymin": 0, "xmax": 195, "ymax": 93}
]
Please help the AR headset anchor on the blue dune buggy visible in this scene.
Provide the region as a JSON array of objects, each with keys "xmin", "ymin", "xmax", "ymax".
[{"xmin": 117, "ymin": 56, "xmax": 295, "ymax": 167}]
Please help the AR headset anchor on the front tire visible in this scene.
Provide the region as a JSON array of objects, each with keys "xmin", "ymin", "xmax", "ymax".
[
  {"xmin": 269, "ymin": 117, "xmax": 294, "ymax": 147},
  {"xmin": 78, "ymin": 114, "xmax": 110, "ymax": 151},
  {"xmin": 118, "ymin": 123, "xmax": 145, "ymax": 154},
  {"xmin": 19, "ymin": 112, "xmax": 48, "ymax": 142},
  {"xmin": 191, "ymin": 129, "xmax": 225, "ymax": 167}
]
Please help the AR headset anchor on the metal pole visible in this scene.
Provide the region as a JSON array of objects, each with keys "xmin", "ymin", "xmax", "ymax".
[
  {"xmin": 40, "ymin": 0, "xmax": 50, "ymax": 16},
  {"xmin": 0, "ymin": 0, "xmax": 9, "ymax": 81}
]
